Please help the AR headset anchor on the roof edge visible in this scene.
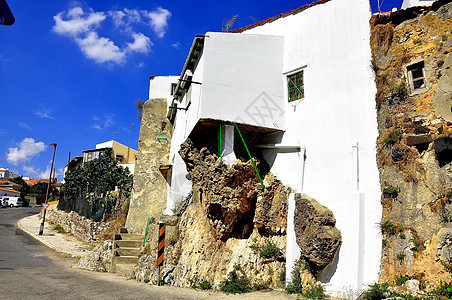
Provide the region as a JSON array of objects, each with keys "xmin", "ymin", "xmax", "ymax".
[{"xmin": 231, "ymin": 0, "xmax": 331, "ymax": 33}]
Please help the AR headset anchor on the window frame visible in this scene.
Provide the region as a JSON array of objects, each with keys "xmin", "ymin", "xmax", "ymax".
[
  {"xmin": 406, "ymin": 61, "xmax": 427, "ymax": 94},
  {"xmin": 285, "ymin": 65, "xmax": 306, "ymax": 103}
]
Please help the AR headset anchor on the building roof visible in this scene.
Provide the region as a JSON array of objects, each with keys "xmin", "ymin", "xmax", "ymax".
[
  {"xmin": 0, "ymin": 187, "xmax": 20, "ymax": 194},
  {"xmin": 373, "ymin": 0, "xmax": 451, "ymax": 25},
  {"xmin": 0, "ymin": 180, "xmax": 17, "ymax": 185},
  {"xmin": 232, "ymin": 0, "xmax": 331, "ymax": 33},
  {"xmin": 25, "ymin": 179, "xmax": 38, "ymax": 185}
]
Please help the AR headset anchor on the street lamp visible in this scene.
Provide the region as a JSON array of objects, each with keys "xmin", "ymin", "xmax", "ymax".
[{"xmin": 39, "ymin": 143, "xmax": 57, "ymax": 236}]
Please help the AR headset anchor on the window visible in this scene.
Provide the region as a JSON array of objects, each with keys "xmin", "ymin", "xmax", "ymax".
[
  {"xmin": 287, "ymin": 70, "xmax": 304, "ymax": 102},
  {"xmin": 407, "ymin": 61, "xmax": 426, "ymax": 93},
  {"xmin": 170, "ymin": 83, "xmax": 177, "ymax": 96}
]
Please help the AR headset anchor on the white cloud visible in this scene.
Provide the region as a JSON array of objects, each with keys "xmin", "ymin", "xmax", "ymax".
[
  {"xmin": 76, "ymin": 32, "xmax": 126, "ymax": 64},
  {"xmin": 126, "ymin": 33, "xmax": 152, "ymax": 53},
  {"xmin": 143, "ymin": 7, "xmax": 171, "ymax": 38},
  {"xmin": 110, "ymin": 8, "xmax": 141, "ymax": 31},
  {"xmin": 171, "ymin": 42, "xmax": 180, "ymax": 48},
  {"xmin": 53, "ymin": 6, "xmax": 166, "ymax": 65},
  {"xmin": 53, "ymin": 8, "xmax": 105, "ymax": 37},
  {"xmin": 18, "ymin": 122, "xmax": 33, "ymax": 130},
  {"xmin": 90, "ymin": 114, "xmax": 115, "ymax": 130},
  {"xmin": 35, "ymin": 108, "xmax": 54, "ymax": 119},
  {"xmin": 22, "ymin": 165, "xmax": 52, "ymax": 180},
  {"xmin": 7, "ymin": 138, "xmax": 46, "ymax": 165}
]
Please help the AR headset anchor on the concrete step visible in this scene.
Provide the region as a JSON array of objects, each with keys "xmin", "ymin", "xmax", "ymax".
[
  {"xmin": 114, "ymin": 256, "xmax": 140, "ymax": 264},
  {"xmin": 114, "ymin": 263, "xmax": 136, "ymax": 278},
  {"xmin": 115, "ymin": 247, "xmax": 141, "ymax": 256},
  {"xmin": 115, "ymin": 240, "xmax": 142, "ymax": 248},
  {"xmin": 115, "ymin": 233, "xmax": 143, "ymax": 241}
]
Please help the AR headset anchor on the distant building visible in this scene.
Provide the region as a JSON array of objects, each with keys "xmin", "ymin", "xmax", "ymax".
[{"xmin": 0, "ymin": 168, "xmax": 18, "ymax": 179}]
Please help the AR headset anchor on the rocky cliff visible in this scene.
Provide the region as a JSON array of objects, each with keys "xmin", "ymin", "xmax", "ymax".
[
  {"xmin": 371, "ymin": 0, "xmax": 452, "ymax": 289},
  {"xmin": 134, "ymin": 139, "xmax": 290, "ymax": 288}
]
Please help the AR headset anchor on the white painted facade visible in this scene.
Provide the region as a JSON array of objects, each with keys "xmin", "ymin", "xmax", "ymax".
[
  {"xmin": 401, "ymin": 0, "xmax": 435, "ymax": 9},
  {"xmin": 154, "ymin": 0, "xmax": 382, "ymax": 295}
]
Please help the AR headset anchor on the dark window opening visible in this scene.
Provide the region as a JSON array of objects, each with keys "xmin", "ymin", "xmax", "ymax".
[
  {"xmin": 287, "ymin": 70, "xmax": 304, "ymax": 102},
  {"xmin": 407, "ymin": 61, "xmax": 426, "ymax": 93}
]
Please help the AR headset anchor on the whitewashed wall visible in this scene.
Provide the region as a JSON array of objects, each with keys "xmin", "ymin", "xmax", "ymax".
[
  {"xmin": 201, "ymin": 32, "xmax": 285, "ymax": 130},
  {"xmin": 239, "ymin": 0, "xmax": 381, "ymax": 294},
  {"xmin": 401, "ymin": 0, "xmax": 435, "ymax": 9}
]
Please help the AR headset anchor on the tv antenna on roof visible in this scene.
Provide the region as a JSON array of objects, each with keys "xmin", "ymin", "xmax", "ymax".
[{"xmin": 108, "ymin": 130, "xmax": 120, "ymax": 141}]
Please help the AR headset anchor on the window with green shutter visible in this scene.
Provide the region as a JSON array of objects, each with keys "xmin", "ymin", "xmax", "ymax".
[{"xmin": 287, "ymin": 70, "xmax": 304, "ymax": 102}]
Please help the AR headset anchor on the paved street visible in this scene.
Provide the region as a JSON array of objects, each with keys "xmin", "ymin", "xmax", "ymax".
[
  {"xmin": 0, "ymin": 206, "xmax": 208, "ymax": 300},
  {"xmin": 0, "ymin": 207, "xmax": 295, "ymax": 300}
]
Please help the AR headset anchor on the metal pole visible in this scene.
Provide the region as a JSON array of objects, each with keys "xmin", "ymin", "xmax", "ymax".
[
  {"xmin": 39, "ymin": 143, "xmax": 57, "ymax": 236},
  {"xmin": 127, "ymin": 123, "xmax": 135, "ymax": 163}
]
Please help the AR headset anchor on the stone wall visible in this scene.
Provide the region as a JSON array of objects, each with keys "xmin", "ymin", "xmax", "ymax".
[
  {"xmin": 45, "ymin": 204, "xmax": 110, "ymax": 244},
  {"xmin": 125, "ymin": 98, "xmax": 173, "ymax": 233},
  {"xmin": 371, "ymin": 0, "xmax": 452, "ymax": 289}
]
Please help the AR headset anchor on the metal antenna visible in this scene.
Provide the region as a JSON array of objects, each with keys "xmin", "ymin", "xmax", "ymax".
[
  {"xmin": 108, "ymin": 130, "xmax": 120, "ymax": 141},
  {"xmin": 249, "ymin": 16, "xmax": 258, "ymax": 23}
]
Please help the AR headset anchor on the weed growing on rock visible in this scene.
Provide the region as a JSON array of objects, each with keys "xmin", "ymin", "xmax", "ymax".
[
  {"xmin": 396, "ymin": 252, "xmax": 406, "ymax": 262},
  {"xmin": 54, "ymin": 225, "xmax": 67, "ymax": 234},
  {"xmin": 303, "ymin": 284, "xmax": 327, "ymax": 299},
  {"xmin": 280, "ymin": 269, "xmax": 286, "ymax": 283},
  {"xmin": 432, "ymin": 281, "xmax": 452, "ymax": 299},
  {"xmin": 395, "ymin": 275, "xmax": 415, "ymax": 285},
  {"xmin": 400, "ymin": 233, "xmax": 406, "ymax": 239},
  {"xmin": 380, "ymin": 220, "xmax": 397, "ymax": 235},
  {"xmin": 286, "ymin": 259, "xmax": 303, "ymax": 294},
  {"xmin": 383, "ymin": 128, "xmax": 403, "ymax": 145},
  {"xmin": 361, "ymin": 283, "xmax": 390, "ymax": 300},
  {"xmin": 253, "ymin": 282, "xmax": 269, "ymax": 291},
  {"xmin": 220, "ymin": 264, "xmax": 251, "ymax": 294},
  {"xmin": 391, "ymin": 81, "xmax": 408, "ymax": 99},
  {"xmin": 199, "ymin": 281, "xmax": 212, "ymax": 290},
  {"xmin": 259, "ymin": 241, "xmax": 281, "ymax": 259}
]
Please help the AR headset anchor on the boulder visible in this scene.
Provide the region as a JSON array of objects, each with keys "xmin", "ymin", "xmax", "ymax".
[{"xmin": 293, "ymin": 193, "xmax": 342, "ymax": 272}]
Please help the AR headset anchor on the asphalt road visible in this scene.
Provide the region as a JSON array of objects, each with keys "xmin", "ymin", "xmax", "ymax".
[{"xmin": 0, "ymin": 206, "xmax": 211, "ymax": 300}]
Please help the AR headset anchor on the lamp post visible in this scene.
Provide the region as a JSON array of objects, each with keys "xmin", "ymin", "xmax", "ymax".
[{"xmin": 39, "ymin": 143, "xmax": 57, "ymax": 236}]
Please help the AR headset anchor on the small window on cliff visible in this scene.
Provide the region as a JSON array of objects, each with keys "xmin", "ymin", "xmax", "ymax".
[
  {"xmin": 287, "ymin": 70, "xmax": 304, "ymax": 102},
  {"xmin": 407, "ymin": 61, "xmax": 426, "ymax": 93}
]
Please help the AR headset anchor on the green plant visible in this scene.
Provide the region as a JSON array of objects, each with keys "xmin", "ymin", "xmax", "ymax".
[
  {"xmin": 54, "ymin": 225, "xmax": 67, "ymax": 234},
  {"xmin": 220, "ymin": 265, "xmax": 251, "ymax": 294},
  {"xmin": 303, "ymin": 284, "xmax": 327, "ymax": 299},
  {"xmin": 253, "ymin": 282, "xmax": 268, "ymax": 291},
  {"xmin": 383, "ymin": 128, "xmax": 403, "ymax": 145},
  {"xmin": 395, "ymin": 275, "xmax": 414, "ymax": 286},
  {"xmin": 391, "ymin": 81, "xmax": 408, "ymax": 99},
  {"xmin": 380, "ymin": 220, "xmax": 397, "ymax": 235},
  {"xmin": 249, "ymin": 238, "xmax": 260, "ymax": 252},
  {"xmin": 280, "ymin": 269, "xmax": 286, "ymax": 283},
  {"xmin": 382, "ymin": 239, "xmax": 388, "ymax": 247},
  {"xmin": 432, "ymin": 281, "xmax": 452, "ymax": 298},
  {"xmin": 384, "ymin": 185, "xmax": 400, "ymax": 194},
  {"xmin": 398, "ymin": 224, "xmax": 404, "ymax": 232},
  {"xmin": 259, "ymin": 241, "xmax": 281, "ymax": 259},
  {"xmin": 286, "ymin": 259, "xmax": 303, "ymax": 294},
  {"xmin": 396, "ymin": 252, "xmax": 406, "ymax": 262},
  {"xmin": 362, "ymin": 283, "xmax": 390, "ymax": 300},
  {"xmin": 199, "ymin": 281, "xmax": 211, "ymax": 290},
  {"xmin": 400, "ymin": 233, "xmax": 406, "ymax": 239},
  {"xmin": 189, "ymin": 275, "xmax": 199, "ymax": 288}
]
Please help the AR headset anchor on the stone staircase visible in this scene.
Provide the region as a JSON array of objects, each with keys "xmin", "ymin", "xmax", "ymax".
[{"xmin": 111, "ymin": 228, "xmax": 143, "ymax": 277}]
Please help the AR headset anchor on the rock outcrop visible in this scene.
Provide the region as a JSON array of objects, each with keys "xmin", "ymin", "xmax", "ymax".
[
  {"xmin": 371, "ymin": 1, "xmax": 452, "ymax": 289},
  {"xmin": 133, "ymin": 139, "xmax": 290, "ymax": 288},
  {"xmin": 293, "ymin": 193, "xmax": 342, "ymax": 272}
]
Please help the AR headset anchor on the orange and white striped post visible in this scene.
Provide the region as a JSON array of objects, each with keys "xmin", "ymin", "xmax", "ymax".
[{"xmin": 157, "ymin": 222, "xmax": 165, "ymax": 285}]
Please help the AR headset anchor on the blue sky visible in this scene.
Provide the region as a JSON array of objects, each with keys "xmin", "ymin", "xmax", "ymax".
[{"xmin": 0, "ymin": 0, "xmax": 402, "ymax": 181}]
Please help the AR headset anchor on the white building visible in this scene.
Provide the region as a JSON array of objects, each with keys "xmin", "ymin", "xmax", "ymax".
[
  {"xmin": 154, "ymin": 0, "xmax": 382, "ymax": 295},
  {"xmin": 0, "ymin": 168, "xmax": 19, "ymax": 179},
  {"xmin": 401, "ymin": 0, "xmax": 436, "ymax": 9}
]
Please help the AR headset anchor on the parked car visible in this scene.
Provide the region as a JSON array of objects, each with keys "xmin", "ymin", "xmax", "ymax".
[{"xmin": 2, "ymin": 196, "xmax": 23, "ymax": 207}]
